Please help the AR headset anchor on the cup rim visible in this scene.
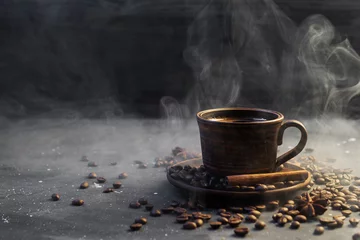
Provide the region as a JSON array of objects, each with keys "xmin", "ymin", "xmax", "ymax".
[{"xmin": 196, "ymin": 107, "xmax": 284, "ymax": 125}]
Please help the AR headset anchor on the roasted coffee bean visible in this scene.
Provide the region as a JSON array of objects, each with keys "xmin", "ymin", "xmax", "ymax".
[
  {"xmin": 87, "ymin": 161, "xmax": 97, "ymax": 167},
  {"xmin": 179, "ymin": 213, "xmax": 192, "ymax": 218},
  {"xmin": 294, "ymin": 215, "xmax": 307, "ymax": 223},
  {"xmin": 135, "ymin": 217, "xmax": 147, "ymax": 225},
  {"xmin": 290, "ymin": 221, "xmax": 300, "ymax": 229},
  {"xmin": 150, "ymin": 209, "xmax": 161, "ymax": 217},
  {"xmin": 354, "ymin": 180, "xmax": 360, "ymax": 186},
  {"xmin": 88, "ymin": 172, "xmax": 97, "ymax": 179},
  {"xmin": 201, "ymin": 214, "xmax": 212, "ymax": 221},
  {"xmin": 174, "ymin": 207, "xmax": 187, "ymax": 215},
  {"xmin": 130, "ymin": 223, "xmax": 142, "ymax": 231},
  {"xmin": 342, "ymin": 210, "xmax": 352, "ymax": 217},
  {"xmin": 351, "ymin": 205, "xmax": 360, "ymax": 212},
  {"xmin": 112, "ymin": 181, "xmax": 122, "ymax": 189},
  {"xmin": 272, "ymin": 213, "xmax": 283, "ymax": 222},
  {"xmin": 350, "ymin": 218, "xmax": 360, "ymax": 227},
  {"xmin": 183, "ymin": 221, "xmax": 197, "ymax": 230},
  {"xmin": 267, "ymin": 201, "xmax": 279, "ymax": 210},
  {"xmin": 286, "ymin": 200, "xmax": 295, "ymax": 205},
  {"xmin": 277, "ymin": 216, "xmax": 288, "ymax": 226},
  {"xmin": 348, "ymin": 199, "xmax": 359, "ymax": 205},
  {"xmin": 287, "ymin": 181, "xmax": 295, "ymax": 186},
  {"xmin": 170, "ymin": 201, "xmax": 180, "ymax": 208},
  {"xmin": 245, "ymin": 215, "xmax": 257, "ymax": 223},
  {"xmin": 80, "ymin": 182, "xmax": 89, "ymax": 189},
  {"xmin": 274, "ymin": 182, "xmax": 285, "ymax": 188},
  {"xmin": 249, "ymin": 210, "xmax": 261, "ymax": 218},
  {"xmin": 233, "ymin": 213, "xmax": 244, "ymax": 220},
  {"xmin": 353, "ymin": 233, "xmax": 360, "ymax": 240},
  {"xmin": 314, "ymin": 226, "xmax": 324, "ymax": 235},
  {"xmin": 97, "ymin": 177, "xmax": 106, "ymax": 183},
  {"xmin": 267, "ymin": 185, "xmax": 276, "ymax": 190},
  {"xmin": 287, "ymin": 210, "xmax": 300, "ymax": 217},
  {"xmin": 284, "ymin": 204, "xmax": 296, "ymax": 211},
  {"xmin": 145, "ymin": 204, "xmax": 153, "ymax": 211},
  {"xmin": 103, "ymin": 188, "xmax": 114, "ymax": 193},
  {"xmin": 129, "ymin": 201, "xmax": 141, "ymax": 209},
  {"xmin": 349, "ymin": 185, "xmax": 359, "ymax": 192},
  {"xmin": 217, "ymin": 209, "xmax": 227, "ymax": 214},
  {"xmin": 256, "ymin": 205, "xmax": 266, "ymax": 212},
  {"xmin": 217, "ymin": 217, "xmax": 229, "ymax": 225},
  {"xmin": 229, "ymin": 207, "xmax": 243, "ymax": 213},
  {"xmin": 327, "ymin": 221, "xmax": 339, "ymax": 229},
  {"xmin": 72, "ymin": 199, "xmax": 84, "ymax": 206},
  {"xmin": 192, "ymin": 212, "xmax": 202, "ymax": 218},
  {"xmin": 319, "ymin": 217, "xmax": 336, "ymax": 226},
  {"xmin": 254, "ymin": 220, "xmax": 266, "ymax": 230},
  {"xmin": 228, "ymin": 218, "xmax": 241, "ymax": 227},
  {"xmin": 278, "ymin": 207, "xmax": 289, "ymax": 214},
  {"xmin": 138, "ymin": 163, "xmax": 148, "ymax": 169},
  {"xmin": 220, "ymin": 212, "xmax": 231, "ymax": 218},
  {"xmin": 119, "ymin": 172, "xmax": 128, "ymax": 179},
  {"xmin": 161, "ymin": 207, "xmax": 174, "ymax": 214},
  {"xmin": 315, "ymin": 178, "xmax": 326, "ymax": 185},
  {"xmin": 341, "ymin": 179, "xmax": 351, "ymax": 186},
  {"xmin": 234, "ymin": 227, "xmax": 249, "ymax": 237},
  {"xmin": 138, "ymin": 197, "xmax": 148, "ymax": 205},
  {"xmin": 255, "ymin": 184, "xmax": 268, "ymax": 192},
  {"xmin": 176, "ymin": 216, "xmax": 189, "ymax": 223},
  {"xmin": 51, "ymin": 193, "xmax": 60, "ymax": 201},
  {"xmin": 243, "ymin": 206, "xmax": 256, "ymax": 213},
  {"xmin": 332, "ymin": 203, "xmax": 342, "ymax": 210},
  {"xmin": 209, "ymin": 221, "xmax": 222, "ymax": 229},
  {"xmin": 194, "ymin": 219, "xmax": 204, "ymax": 227},
  {"xmin": 283, "ymin": 215, "xmax": 293, "ymax": 222}
]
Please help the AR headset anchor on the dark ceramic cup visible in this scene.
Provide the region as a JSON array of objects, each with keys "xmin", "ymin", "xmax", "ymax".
[{"xmin": 197, "ymin": 108, "xmax": 307, "ymax": 176}]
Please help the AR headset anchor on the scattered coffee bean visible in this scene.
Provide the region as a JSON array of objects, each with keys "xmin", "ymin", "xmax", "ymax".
[
  {"xmin": 177, "ymin": 216, "xmax": 189, "ymax": 223},
  {"xmin": 284, "ymin": 215, "xmax": 293, "ymax": 222},
  {"xmin": 327, "ymin": 221, "xmax": 339, "ymax": 229},
  {"xmin": 267, "ymin": 201, "xmax": 279, "ymax": 210},
  {"xmin": 217, "ymin": 209, "xmax": 226, "ymax": 214},
  {"xmin": 342, "ymin": 210, "xmax": 352, "ymax": 217},
  {"xmin": 119, "ymin": 172, "xmax": 128, "ymax": 179},
  {"xmin": 229, "ymin": 207, "xmax": 243, "ymax": 213},
  {"xmin": 87, "ymin": 162, "xmax": 97, "ymax": 167},
  {"xmin": 283, "ymin": 204, "xmax": 296, "ymax": 210},
  {"xmin": 277, "ymin": 216, "xmax": 288, "ymax": 226},
  {"xmin": 110, "ymin": 162, "xmax": 117, "ymax": 166},
  {"xmin": 72, "ymin": 199, "xmax": 84, "ymax": 206},
  {"xmin": 294, "ymin": 215, "xmax": 307, "ymax": 223},
  {"xmin": 97, "ymin": 177, "xmax": 106, "ymax": 183},
  {"xmin": 209, "ymin": 221, "xmax": 222, "ymax": 229},
  {"xmin": 80, "ymin": 182, "xmax": 89, "ymax": 189},
  {"xmin": 243, "ymin": 206, "xmax": 256, "ymax": 213},
  {"xmin": 351, "ymin": 205, "xmax": 360, "ymax": 212},
  {"xmin": 113, "ymin": 181, "xmax": 122, "ymax": 189},
  {"xmin": 287, "ymin": 210, "xmax": 300, "ymax": 217},
  {"xmin": 174, "ymin": 207, "xmax": 187, "ymax": 215},
  {"xmin": 88, "ymin": 172, "xmax": 97, "ymax": 179},
  {"xmin": 256, "ymin": 205, "xmax": 266, "ymax": 212},
  {"xmin": 315, "ymin": 178, "xmax": 326, "ymax": 185},
  {"xmin": 234, "ymin": 227, "xmax": 249, "ymax": 237},
  {"xmin": 161, "ymin": 207, "xmax": 174, "ymax": 214},
  {"xmin": 290, "ymin": 221, "xmax": 300, "ymax": 229},
  {"xmin": 245, "ymin": 215, "xmax": 257, "ymax": 223},
  {"xmin": 194, "ymin": 219, "xmax": 204, "ymax": 227},
  {"xmin": 145, "ymin": 204, "xmax": 154, "ymax": 211},
  {"xmin": 228, "ymin": 218, "xmax": 242, "ymax": 228},
  {"xmin": 319, "ymin": 217, "xmax": 336, "ymax": 226},
  {"xmin": 278, "ymin": 207, "xmax": 289, "ymax": 214},
  {"xmin": 272, "ymin": 213, "xmax": 283, "ymax": 222},
  {"xmin": 217, "ymin": 217, "xmax": 229, "ymax": 225},
  {"xmin": 350, "ymin": 218, "xmax": 360, "ymax": 227},
  {"xmin": 332, "ymin": 203, "xmax": 342, "ymax": 210},
  {"xmin": 286, "ymin": 200, "xmax": 295, "ymax": 205},
  {"xmin": 129, "ymin": 202, "xmax": 141, "ymax": 209},
  {"xmin": 51, "ymin": 193, "xmax": 60, "ymax": 201},
  {"xmin": 135, "ymin": 217, "xmax": 147, "ymax": 225},
  {"xmin": 183, "ymin": 221, "xmax": 197, "ymax": 230},
  {"xmin": 220, "ymin": 212, "xmax": 231, "ymax": 218},
  {"xmin": 138, "ymin": 197, "xmax": 148, "ymax": 205},
  {"xmin": 103, "ymin": 188, "xmax": 113, "ymax": 193},
  {"xmin": 233, "ymin": 213, "xmax": 244, "ymax": 220},
  {"xmin": 201, "ymin": 214, "xmax": 212, "ymax": 221},
  {"xmin": 150, "ymin": 209, "xmax": 161, "ymax": 217},
  {"xmin": 341, "ymin": 179, "xmax": 351, "ymax": 186},
  {"xmin": 130, "ymin": 223, "xmax": 142, "ymax": 231},
  {"xmin": 254, "ymin": 220, "xmax": 266, "ymax": 230},
  {"xmin": 249, "ymin": 210, "xmax": 261, "ymax": 218},
  {"xmin": 314, "ymin": 226, "xmax": 324, "ymax": 235},
  {"xmin": 353, "ymin": 233, "xmax": 360, "ymax": 240}
]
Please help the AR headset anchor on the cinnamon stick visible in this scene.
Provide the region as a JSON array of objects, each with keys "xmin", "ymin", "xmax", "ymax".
[{"xmin": 226, "ymin": 170, "xmax": 309, "ymax": 186}]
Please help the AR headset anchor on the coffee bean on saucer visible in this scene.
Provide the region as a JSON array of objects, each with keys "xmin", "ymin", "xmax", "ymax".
[
  {"xmin": 217, "ymin": 217, "xmax": 229, "ymax": 225},
  {"xmin": 97, "ymin": 177, "xmax": 106, "ymax": 183},
  {"xmin": 134, "ymin": 217, "xmax": 147, "ymax": 225},
  {"xmin": 274, "ymin": 182, "xmax": 285, "ymax": 188},
  {"xmin": 51, "ymin": 193, "xmax": 60, "ymax": 201},
  {"xmin": 145, "ymin": 204, "xmax": 153, "ymax": 211},
  {"xmin": 353, "ymin": 233, "xmax": 360, "ymax": 240},
  {"xmin": 87, "ymin": 162, "xmax": 97, "ymax": 167},
  {"xmin": 150, "ymin": 209, "xmax": 161, "ymax": 217},
  {"xmin": 80, "ymin": 181, "xmax": 89, "ymax": 189},
  {"xmin": 209, "ymin": 221, "xmax": 222, "ymax": 229},
  {"xmin": 272, "ymin": 213, "xmax": 283, "ymax": 222},
  {"xmin": 267, "ymin": 185, "xmax": 276, "ymax": 190},
  {"xmin": 113, "ymin": 181, "xmax": 122, "ymax": 189},
  {"xmin": 129, "ymin": 202, "xmax": 141, "ymax": 209},
  {"xmin": 88, "ymin": 172, "xmax": 97, "ymax": 179},
  {"xmin": 294, "ymin": 215, "xmax": 307, "ymax": 223},
  {"xmin": 72, "ymin": 199, "xmax": 84, "ymax": 206},
  {"xmin": 342, "ymin": 210, "xmax": 352, "ymax": 217},
  {"xmin": 314, "ymin": 226, "xmax": 324, "ymax": 235},
  {"xmin": 138, "ymin": 197, "xmax": 148, "ymax": 205},
  {"xmin": 119, "ymin": 172, "xmax": 128, "ymax": 179},
  {"xmin": 176, "ymin": 216, "xmax": 189, "ymax": 223},
  {"xmin": 161, "ymin": 207, "xmax": 174, "ymax": 214},
  {"xmin": 194, "ymin": 219, "xmax": 204, "ymax": 227},
  {"xmin": 234, "ymin": 227, "xmax": 249, "ymax": 237},
  {"xmin": 249, "ymin": 210, "xmax": 261, "ymax": 218},
  {"xmin": 183, "ymin": 221, "xmax": 197, "ymax": 230},
  {"xmin": 130, "ymin": 223, "xmax": 142, "ymax": 231},
  {"xmin": 254, "ymin": 220, "xmax": 266, "ymax": 230},
  {"xmin": 290, "ymin": 221, "xmax": 300, "ymax": 229},
  {"xmin": 103, "ymin": 188, "xmax": 114, "ymax": 193},
  {"xmin": 255, "ymin": 184, "xmax": 268, "ymax": 192},
  {"xmin": 245, "ymin": 215, "xmax": 257, "ymax": 223},
  {"xmin": 350, "ymin": 218, "xmax": 360, "ymax": 227}
]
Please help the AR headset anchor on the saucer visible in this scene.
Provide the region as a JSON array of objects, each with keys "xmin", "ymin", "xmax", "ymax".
[{"xmin": 167, "ymin": 158, "xmax": 311, "ymax": 205}]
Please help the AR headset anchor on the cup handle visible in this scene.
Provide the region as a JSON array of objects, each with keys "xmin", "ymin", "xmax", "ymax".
[{"xmin": 275, "ymin": 120, "xmax": 308, "ymax": 170}]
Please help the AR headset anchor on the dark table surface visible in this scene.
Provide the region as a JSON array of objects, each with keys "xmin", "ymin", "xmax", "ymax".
[{"xmin": 0, "ymin": 118, "xmax": 360, "ymax": 240}]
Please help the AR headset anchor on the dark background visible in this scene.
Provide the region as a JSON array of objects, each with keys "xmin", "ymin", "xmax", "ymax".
[{"xmin": 1, "ymin": 0, "xmax": 360, "ymax": 119}]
